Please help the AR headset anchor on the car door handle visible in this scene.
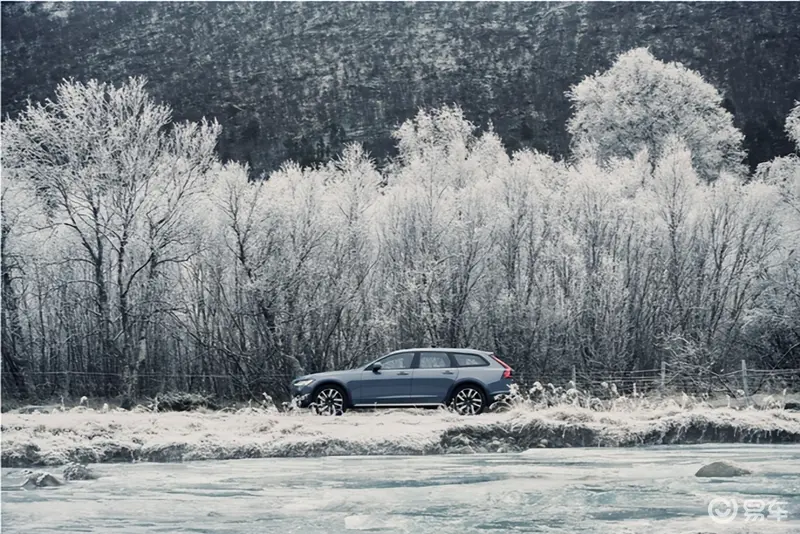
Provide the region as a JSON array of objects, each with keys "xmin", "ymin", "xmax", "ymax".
[
  {"xmin": 397, "ymin": 371, "xmax": 410, "ymax": 376},
  {"xmin": 442, "ymin": 371, "xmax": 454, "ymax": 375}
]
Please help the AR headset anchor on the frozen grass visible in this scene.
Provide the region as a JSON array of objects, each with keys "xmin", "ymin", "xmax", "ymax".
[{"xmin": 2, "ymin": 402, "xmax": 798, "ymax": 467}]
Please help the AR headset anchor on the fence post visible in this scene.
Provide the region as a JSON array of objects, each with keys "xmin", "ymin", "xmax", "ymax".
[
  {"xmin": 660, "ymin": 361, "xmax": 666, "ymax": 393},
  {"xmin": 571, "ymin": 365, "xmax": 576, "ymax": 387},
  {"xmin": 741, "ymin": 360, "xmax": 750, "ymax": 406}
]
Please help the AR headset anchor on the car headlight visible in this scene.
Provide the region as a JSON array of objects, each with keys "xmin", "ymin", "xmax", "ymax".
[{"xmin": 293, "ymin": 379, "xmax": 314, "ymax": 388}]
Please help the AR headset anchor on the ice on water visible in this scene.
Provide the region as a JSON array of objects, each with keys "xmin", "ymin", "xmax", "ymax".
[{"xmin": 3, "ymin": 445, "xmax": 799, "ymax": 533}]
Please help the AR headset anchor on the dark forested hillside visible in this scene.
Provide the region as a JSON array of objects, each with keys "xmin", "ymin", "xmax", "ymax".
[{"xmin": 2, "ymin": 2, "xmax": 799, "ymax": 175}]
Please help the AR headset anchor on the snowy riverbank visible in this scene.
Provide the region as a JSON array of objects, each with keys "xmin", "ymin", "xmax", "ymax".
[{"xmin": 2, "ymin": 405, "xmax": 799, "ymax": 467}]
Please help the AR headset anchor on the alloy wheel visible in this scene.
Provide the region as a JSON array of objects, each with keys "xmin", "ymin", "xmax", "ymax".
[
  {"xmin": 314, "ymin": 387, "xmax": 345, "ymax": 416},
  {"xmin": 453, "ymin": 387, "xmax": 484, "ymax": 415}
]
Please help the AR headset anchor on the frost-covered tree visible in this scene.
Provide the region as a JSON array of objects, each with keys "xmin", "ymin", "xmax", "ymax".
[
  {"xmin": 2, "ymin": 77, "xmax": 220, "ymax": 399},
  {"xmin": 751, "ymin": 102, "xmax": 800, "ymax": 370},
  {"xmin": 381, "ymin": 107, "xmax": 507, "ymax": 347},
  {"xmin": 567, "ymin": 48, "xmax": 746, "ymax": 181},
  {"xmin": 756, "ymin": 101, "xmax": 800, "ymax": 215},
  {"xmin": 786, "ymin": 101, "xmax": 800, "ymax": 148},
  {"xmin": 0, "ymin": 175, "xmax": 44, "ymax": 397},
  {"xmin": 4, "ymin": 87, "xmax": 799, "ymax": 403}
]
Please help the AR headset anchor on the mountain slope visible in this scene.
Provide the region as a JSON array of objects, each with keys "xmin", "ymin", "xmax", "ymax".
[{"xmin": 2, "ymin": 2, "xmax": 799, "ymax": 175}]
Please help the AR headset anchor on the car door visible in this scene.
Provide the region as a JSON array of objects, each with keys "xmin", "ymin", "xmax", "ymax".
[
  {"xmin": 410, "ymin": 352, "xmax": 459, "ymax": 404},
  {"xmin": 358, "ymin": 352, "xmax": 416, "ymax": 405}
]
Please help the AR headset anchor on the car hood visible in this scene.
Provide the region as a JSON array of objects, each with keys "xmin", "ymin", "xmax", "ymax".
[{"xmin": 293, "ymin": 369, "xmax": 361, "ymax": 382}]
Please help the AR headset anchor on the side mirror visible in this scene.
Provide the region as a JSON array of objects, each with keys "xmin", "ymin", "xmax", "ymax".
[{"xmin": 371, "ymin": 362, "xmax": 383, "ymax": 373}]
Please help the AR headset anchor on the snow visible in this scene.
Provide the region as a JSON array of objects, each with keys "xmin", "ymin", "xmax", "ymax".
[{"xmin": 2, "ymin": 405, "xmax": 798, "ymax": 467}]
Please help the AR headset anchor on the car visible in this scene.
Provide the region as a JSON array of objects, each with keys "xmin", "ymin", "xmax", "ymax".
[{"xmin": 290, "ymin": 348, "xmax": 513, "ymax": 415}]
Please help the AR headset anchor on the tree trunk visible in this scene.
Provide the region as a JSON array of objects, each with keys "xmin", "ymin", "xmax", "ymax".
[{"xmin": 1, "ymin": 225, "xmax": 30, "ymax": 399}]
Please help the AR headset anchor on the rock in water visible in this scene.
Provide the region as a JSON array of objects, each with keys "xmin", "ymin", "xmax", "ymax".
[
  {"xmin": 63, "ymin": 462, "xmax": 97, "ymax": 481},
  {"xmin": 695, "ymin": 460, "xmax": 752, "ymax": 477},
  {"xmin": 20, "ymin": 471, "xmax": 63, "ymax": 489}
]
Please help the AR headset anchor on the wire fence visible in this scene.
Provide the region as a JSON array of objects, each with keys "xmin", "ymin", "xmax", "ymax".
[
  {"xmin": 11, "ymin": 369, "xmax": 298, "ymax": 401},
  {"xmin": 10, "ymin": 361, "xmax": 800, "ymax": 402},
  {"xmin": 21, "ymin": 370, "xmax": 296, "ymax": 380},
  {"xmin": 514, "ymin": 361, "xmax": 800, "ymax": 398}
]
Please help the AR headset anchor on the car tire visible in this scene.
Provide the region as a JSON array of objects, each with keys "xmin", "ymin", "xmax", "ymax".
[
  {"xmin": 450, "ymin": 385, "xmax": 486, "ymax": 415},
  {"xmin": 312, "ymin": 384, "xmax": 347, "ymax": 416}
]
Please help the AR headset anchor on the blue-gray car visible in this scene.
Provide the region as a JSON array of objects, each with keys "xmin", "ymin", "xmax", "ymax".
[{"xmin": 290, "ymin": 348, "xmax": 513, "ymax": 415}]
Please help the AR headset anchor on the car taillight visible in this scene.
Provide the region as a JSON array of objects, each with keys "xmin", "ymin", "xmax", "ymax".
[{"xmin": 491, "ymin": 354, "xmax": 513, "ymax": 379}]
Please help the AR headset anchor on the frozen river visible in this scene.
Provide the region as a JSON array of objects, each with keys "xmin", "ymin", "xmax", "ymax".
[{"xmin": 2, "ymin": 445, "xmax": 799, "ymax": 533}]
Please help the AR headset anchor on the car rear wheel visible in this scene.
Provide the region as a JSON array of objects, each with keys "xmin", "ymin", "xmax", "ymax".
[
  {"xmin": 312, "ymin": 385, "xmax": 346, "ymax": 416},
  {"xmin": 451, "ymin": 385, "xmax": 486, "ymax": 415}
]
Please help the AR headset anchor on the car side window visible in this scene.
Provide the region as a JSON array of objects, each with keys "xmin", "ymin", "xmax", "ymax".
[
  {"xmin": 452, "ymin": 353, "xmax": 489, "ymax": 367},
  {"xmin": 380, "ymin": 352, "xmax": 414, "ymax": 369},
  {"xmin": 419, "ymin": 352, "xmax": 451, "ymax": 369}
]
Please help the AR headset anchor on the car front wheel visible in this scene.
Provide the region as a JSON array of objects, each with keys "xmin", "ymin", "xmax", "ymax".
[
  {"xmin": 312, "ymin": 385, "xmax": 346, "ymax": 416},
  {"xmin": 450, "ymin": 385, "xmax": 486, "ymax": 415}
]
